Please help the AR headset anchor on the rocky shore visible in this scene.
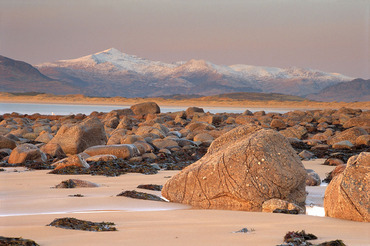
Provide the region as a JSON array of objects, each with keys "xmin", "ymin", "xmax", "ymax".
[{"xmin": 0, "ymin": 102, "xmax": 369, "ymax": 245}]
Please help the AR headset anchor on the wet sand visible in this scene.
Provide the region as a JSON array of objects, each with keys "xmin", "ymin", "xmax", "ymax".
[{"xmin": 1, "ymin": 159, "xmax": 369, "ymax": 246}]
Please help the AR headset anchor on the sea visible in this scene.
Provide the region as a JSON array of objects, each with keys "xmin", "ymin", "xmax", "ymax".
[{"xmin": 0, "ymin": 102, "xmax": 294, "ymax": 115}]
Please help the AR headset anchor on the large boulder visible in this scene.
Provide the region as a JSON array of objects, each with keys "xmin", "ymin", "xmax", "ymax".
[
  {"xmin": 84, "ymin": 144, "xmax": 139, "ymax": 159},
  {"xmin": 8, "ymin": 143, "xmax": 47, "ymax": 164},
  {"xmin": 48, "ymin": 117, "xmax": 107, "ymax": 155},
  {"xmin": 324, "ymin": 152, "xmax": 369, "ymax": 222},
  {"xmin": 130, "ymin": 102, "xmax": 160, "ymax": 116},
  {"xmin": 327, "ymin": 127, "xmax": 368, "ymax": 146},
  {"xmin": 0, "ymin": 136, "xmax": 16, "ymax": 149},
  {"xmin": 52, "ymin": 154, "xmax": 90, "ymax": 170},
  {"xmin": 162, "ymin": 125, "xmax": 307, "ymax": 211}
]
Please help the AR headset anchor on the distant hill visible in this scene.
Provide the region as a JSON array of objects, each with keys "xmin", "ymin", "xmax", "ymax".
[
  {"xmin": 200, "ymin": 92, "xmax": 307, "ymax": 101},
  {"xmin": 306, "ymin": 79, "xmax": 370, "ymax": 102},
  {"xmin": 0, "ymin": 55, "xmax": 79, "ymax": 94}
]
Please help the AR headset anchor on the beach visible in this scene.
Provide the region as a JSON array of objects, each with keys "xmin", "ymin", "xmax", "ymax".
[{"xmin": 1, "ymin": 159, "xmax": 369, "ymax": 246}]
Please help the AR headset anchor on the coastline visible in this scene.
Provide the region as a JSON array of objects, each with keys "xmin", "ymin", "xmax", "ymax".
[{"xmin": 1, "ymin": 93, "xmax": 369, "ymax": 110}]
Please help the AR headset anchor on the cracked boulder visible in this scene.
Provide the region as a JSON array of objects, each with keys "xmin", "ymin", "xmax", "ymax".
[
  {"xmin": 162, "ymin": 124, "xmax": 307, "ymax": 211},
  {"xmin": 48, "ymin": 117, "xmax": 107, "ymax": 155},
  {"xmin": 324, "ymin": 152, "xmax": 369, "ymax": 222}
]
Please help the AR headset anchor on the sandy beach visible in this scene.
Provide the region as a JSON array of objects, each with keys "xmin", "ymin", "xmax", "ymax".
[
  {"xmin": 1, "ymin": 93, "xmax": 369, "ymax": 111},
  {"xmin": 1, "ymin": 159, "xmax": 369, "ymax": 246}
]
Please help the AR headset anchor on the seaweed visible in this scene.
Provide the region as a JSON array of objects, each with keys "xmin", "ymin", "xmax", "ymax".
[
  {"xmin": 0, "ymin": 236, "xmax": 39, "ymax": 246},
  {"xmin": 48, "ymin": 217, "xmax": 117, "ymax": 231},
  {"xmin": 117, "ymin": 190, "xmax": 165, "ymax": 202},
  {"xmin": 137, "ymin": 184, "xmax": 163, "ymax": 191}
]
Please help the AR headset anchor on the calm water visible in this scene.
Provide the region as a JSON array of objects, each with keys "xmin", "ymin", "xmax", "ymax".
[{"xmin": 0, "ymin": 102, "xmax": 292, "ymax": 115}]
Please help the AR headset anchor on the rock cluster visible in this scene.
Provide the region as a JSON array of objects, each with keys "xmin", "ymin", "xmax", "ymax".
[{"xmin": 0, "ymin": 104, "xmax": 369, "ymax": 218}]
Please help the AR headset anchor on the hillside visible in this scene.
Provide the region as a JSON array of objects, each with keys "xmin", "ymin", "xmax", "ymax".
[
  {"xmin": 306, "ymin": 79, "xmax": 370, "ymax": 102},
  {"xmin": 0, "ymin": 55, "xmax": 80, "ymax": 94}
]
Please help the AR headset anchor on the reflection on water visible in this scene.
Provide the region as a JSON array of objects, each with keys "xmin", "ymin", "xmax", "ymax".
[
  {"xmin": 0, "ymin": 102, "xmax": 293, "ymax": 115},
  {"xmin": 306, "ymin": 206, "xmax": 325, "ymax": 217}
]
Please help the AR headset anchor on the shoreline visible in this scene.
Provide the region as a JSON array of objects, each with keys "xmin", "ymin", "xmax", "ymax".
[{"xmin": 0, "ymin": 94, "xmax": 369, "ymax": 110}]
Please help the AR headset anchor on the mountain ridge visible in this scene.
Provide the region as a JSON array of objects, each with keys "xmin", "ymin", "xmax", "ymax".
[{"xmin": 35, "ymin": 48, "xmax": 353, "ymax": 98}]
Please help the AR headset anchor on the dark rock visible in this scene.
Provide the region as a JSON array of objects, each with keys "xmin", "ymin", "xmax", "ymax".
[
  {"xmin": 55, "ymin": 179, "xmax": 99, "ymax": 188},
  {"xmin": 0, "ymin": 236, "xmax": 39, "ymax": 246},
  {"xmin": 48, "ymin": 217, "xmax": 117, "ymax": 231},
  {"xmin": 49, "ymin": 158, "xmax": 158, "ymax": 176},
  {"xmin": 273, "ymin": 209, "xmax": 299, "ymax": 214},
  {"xmin": 137, "ymin": 184, "xmax": 163, "ymax": 191},
  {"xmin": 117, "ymin": 190, "xmax": 165, "ymax": 202}
]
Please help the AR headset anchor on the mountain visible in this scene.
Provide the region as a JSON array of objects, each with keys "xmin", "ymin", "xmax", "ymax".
[
  {"xmin": 0, "ymin": 55, "xmax": 79, "ymax": 94},
  {"xmin": 35, "ymin": 48, "xmax": 353, "ymax": 98},
  {"xmin": 306, "ymin": 78, "xmax": 370, "ymax": 102},
  {"xmin": 36, "ymin": 48, "xmax": 352, "ymax": 97}
]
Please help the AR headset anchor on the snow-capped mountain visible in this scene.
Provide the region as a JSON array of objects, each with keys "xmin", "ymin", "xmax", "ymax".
[{"xmin": 36, "ymin": 48, "xmax": 353, "ymax": 97}]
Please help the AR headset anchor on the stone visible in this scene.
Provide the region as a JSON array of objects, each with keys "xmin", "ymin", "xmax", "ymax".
[
  {"xmin": 84, "ymin": 144, "xmax": 139, "ymax": 159},
  {"xmin": 279, "ymin": 125, "xmax": 308, "ymax": 140},
  {"xmin": 355, "ymin": 135, "xmax": 370, "ymax": 146},
  {"xmin": 327, "ymin": 127, "xmax": 368, "ymax": 146},
  {"xmin": 324, "ymin": 152, "xmax": 370, "ymax": 222},
  {"xmin": 306, "ymin": 169, "xmax": 321, "ymax": 186},
  {"xmin": 0, "ymin": 135, "xmax": 16, "ymax": 149},
  {"xmin": 185, "ymin": 107, "xmax": 204, "ymax": 118},
  {"xmin": 270, "ymin": 119, "xmax": 286, "ymax": 129},
  {"xmin": 48, "ymin": 117, "xmax": 107, "ymax": 155},
  {"xmin": 35, "ymin": 132, "xmax": 54, "ymax": 143},
  {"xmin": 152, "ymin": 139, "xmax": 178, "ymax": 150},
  {"xmin": 332, "ymin": 140, "xmax": 354, "ymax": 150},
  {"xmin": 40, "ymin": 142, "xmax": 66, "ymax": 159},
  {"xmin": 262, "ymin": 198, "xmax": 304, "ymax": 214},
  {"xmin": 193, "ymin": 133, "xmax": 214, "ymax": 143},
  {"xmin": 52, "ymin": 154, "xmax": 90, "ymax": 170},
  {"xmin": 130, "ymin": 102, "xmax": 160, "ymax": 115},
  {"xmin": 8, "ymin": 143, "xmax": 47, "ymax": 164},
  {"xmin": 323, "ymin": 164, "xmax": 346, "ymax": 183},
  {"xmin": 55, "ymin": 179, "xmax": 99, "ymax": 188},
  {"xmin": 298, "ymin": 150, "xmax": 315, "ymax": 160},
  {"xmin": 162, "ymin": 125, "xmax": 307, "ymax": 211},
  {"xmin": 323, "ymin": 158, "xmax": 345, "ymax": 166},
  {"xmin": 85, "ymin": 154, "xmax": 117, "ymax": 162}
]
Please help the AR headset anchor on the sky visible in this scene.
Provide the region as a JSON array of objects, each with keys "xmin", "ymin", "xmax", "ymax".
[{"xmin": 0, "ymin": 0, "xmax": 369, "ymax": 78}]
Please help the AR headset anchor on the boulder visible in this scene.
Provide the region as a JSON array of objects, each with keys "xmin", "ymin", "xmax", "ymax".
[
  {"xmin": 185, "ymin": 107, "xmax": 204, "ymax": 118},
  {"xmin": 262, "ymin": 198, "xmax": 304, "ymax": 213},
  {"xmin": 48, "ymin": 117, "xmax": 107, "ymax": 155},
  {"xmin": 162, "ymin": 125, "xmax": 307, "ymax": 211},
  {"xmin": 35, "ymin": 132, "xmax": 54, "ymax": 143},
  {"xmin": 279, "ymin": 125, "xmax": 307, "ymax": 140},
  {"xmin": 298, "ymin": 150, "xmax": 315, "ymax": 160},
  {"xmin": 0, "ymin": 135, "xmax": 16, "ymax": 149},
  {"xmin": 323, "ymin": 158, "xmax": 345, "ymax": 166},
  {"xmin": 40, "ymin": 142, "xmax": 66, "ymax": 159},
  {"xmin": 85, "ymin": 154, "xmax": 117, "ymax": 162},
  {"xmin": 324, "ymin": 152, "xmax": 370, "ymax": 222},
  {"xmin": 306, "ymin": 169, "xmax": 321, "ymax": 186},
  {"xmin": 152, "ymin": 139, "xmax": 178, "ymax": 150},
  {"xmin": 8, "ymin": 143, "xmax": 47, "ymax": 164},
  {"xmin": 130, "ymin": 102, "xmax": 160, "ymax": 116},
  {"xmin": 355, "ymin": 135, "xmax": 370, "ymax": 146},
  {"xmin": 52, "ymin": 154, "xmax": 90, "ymax": 170},
  {"xmin": 84, "ymin": 144, "xmax": 139, "ymax": 159},
  {"xmin": 193, "ymin": 133, "xmax": 214, "ymax": 143},
  {"xmin": 327, "ymin": 127, "xmax": 368, "ymax": 146},
  {"xmin": 270, "ymin": 119, "xmax": 286, "ymax": 130},
  {"xmin": 332, "ymin": 140, "xmax": 354, "ymax": 150}
]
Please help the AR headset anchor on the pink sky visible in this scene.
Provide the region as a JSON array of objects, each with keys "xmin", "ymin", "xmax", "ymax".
[{"xmin": 0, "ymin": 0, "xmax": 369, "ymax": 78}]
